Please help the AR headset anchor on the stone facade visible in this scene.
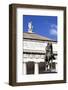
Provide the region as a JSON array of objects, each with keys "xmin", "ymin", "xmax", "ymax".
[{"xmin": 23, "ymin": 39, "xmax": 57, "ymax": 75}]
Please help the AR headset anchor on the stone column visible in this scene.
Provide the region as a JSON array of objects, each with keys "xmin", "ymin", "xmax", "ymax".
[
  {"xmin": 34, "ymin": 62, "xmax": 38, "ymax": 74},
  {"xmin": 23, "ymin": 62, "xmax": 26, "ymax": 75}
]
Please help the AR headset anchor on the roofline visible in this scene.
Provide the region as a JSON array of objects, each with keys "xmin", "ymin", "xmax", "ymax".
[
  {"xmin": 23, "ymin": 32, "xmax": 57, "ymax": 42},
  {"xmin": 23, "ymin": 38, "xmax": 57, "ymax": 43}
]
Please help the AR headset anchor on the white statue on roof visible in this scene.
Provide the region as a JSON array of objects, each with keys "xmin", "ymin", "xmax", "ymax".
[{"xmin": 28, "ymin": 21, "xmax": 33, "ymax": 33}]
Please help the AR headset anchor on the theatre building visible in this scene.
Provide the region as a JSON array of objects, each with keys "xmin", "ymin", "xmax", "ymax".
[{"xmin": 23, "ymin": 22, "xmax": 57, "ymax": 75}]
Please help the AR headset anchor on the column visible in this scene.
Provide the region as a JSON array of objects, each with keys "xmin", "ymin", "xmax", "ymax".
[
  {"xmin": 23, "ymin": 62, "xmax": 26, "ymax": 75},
  {"xmin": 35, "ymin": 62, "xmax": 38, "ymax": 74}
]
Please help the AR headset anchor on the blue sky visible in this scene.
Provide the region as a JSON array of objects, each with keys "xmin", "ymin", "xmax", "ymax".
[{"xmin": 23, "ymin": 15, "xmax": 57, "ymax": 41}]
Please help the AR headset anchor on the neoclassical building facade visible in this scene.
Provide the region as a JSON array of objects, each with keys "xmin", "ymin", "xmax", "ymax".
[{"xmin": 23, "ymin": 22, "xmax": 57, "ymax": 75}]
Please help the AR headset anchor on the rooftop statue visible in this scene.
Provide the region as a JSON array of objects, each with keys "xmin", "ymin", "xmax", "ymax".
[{"xmin": 28, "ymin": 21, "xmax": 33, "ymax": 33}]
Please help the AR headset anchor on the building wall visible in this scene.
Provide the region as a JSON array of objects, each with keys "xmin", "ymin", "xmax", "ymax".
[
  {"xmin": 23, "ymin": 40, "xmax": 47, "ymax": 51},
  {"xmin": 23, "ymin": 40, "xmax": 57, "ymax": 52},
  {"xmin": 23, "ymin": 40, "xmax": 57, "ymax": 62}
]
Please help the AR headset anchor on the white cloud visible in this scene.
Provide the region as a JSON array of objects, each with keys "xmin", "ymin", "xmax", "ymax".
[
  {"xmin": 50, "ymin": 29, "xmax": 57, "ymax": 35},
  {"xmin": 51, "ymin": 24, "xmax": 57, "ymax": 29},
  {"xmin": 50, "ymin": 24, "xmax": 57, "ymax": 36}
]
